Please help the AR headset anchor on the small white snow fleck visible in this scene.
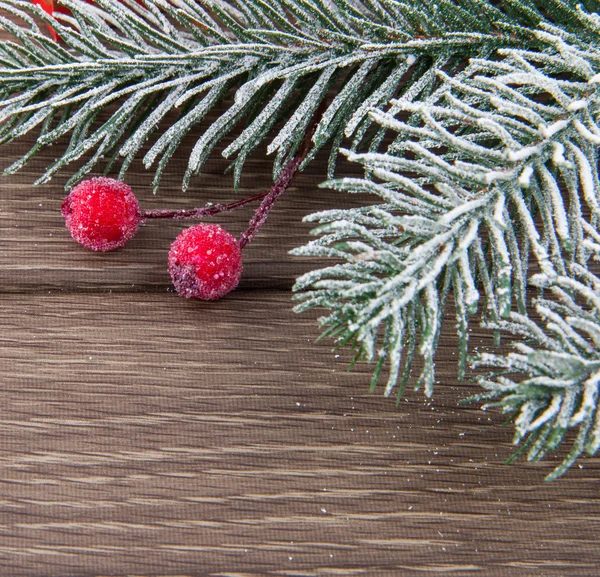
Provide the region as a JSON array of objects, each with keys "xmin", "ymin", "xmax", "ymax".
[{"xmin": 567, "ymin": 99, "xmax": 587, "ymax": 111}]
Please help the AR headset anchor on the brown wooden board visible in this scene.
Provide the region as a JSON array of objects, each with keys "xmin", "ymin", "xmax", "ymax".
[{"xmin": 0, "ymin": 19, "xmax": 599, "ymax": 577}]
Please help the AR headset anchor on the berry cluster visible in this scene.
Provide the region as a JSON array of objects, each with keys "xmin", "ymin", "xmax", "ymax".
[{"xmin": 62, "ymin": 177, "xmax": 245, "ymax": 300}]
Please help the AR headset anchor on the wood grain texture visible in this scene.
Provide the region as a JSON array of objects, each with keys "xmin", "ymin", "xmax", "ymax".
[
  {"xmin": 1, "ymin": 23, "xmax": 599, "ymax": 577},
  {"xmin": 1, "ymin": 293, "xmax": 599, "ymax": 577}
]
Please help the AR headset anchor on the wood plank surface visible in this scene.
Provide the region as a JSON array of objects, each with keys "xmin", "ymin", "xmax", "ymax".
[
  {"xmin": 0, "ymin": 292, "xmax": 599, "ymax": 577},
  {"xmin": 1, "ymin": 23, "xmax": 599, "ymax": 577}
]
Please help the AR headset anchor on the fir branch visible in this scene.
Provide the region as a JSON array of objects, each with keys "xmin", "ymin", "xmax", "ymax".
[
  {"xmin": 0, "ymin": 0, "xmax": 574, "ymax": 192},
  {"xmin": 471, "ymin": 267, "xmax": 600, "ymax": 481},
  {"xmin": 292, "ymin": 23, "xmax": 600, "ymax": 401}
]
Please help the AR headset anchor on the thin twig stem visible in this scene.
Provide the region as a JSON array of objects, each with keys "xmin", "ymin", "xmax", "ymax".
[
  {"xmin": 238, "ymin": 156, "xmax": 302, "ymax": 249},
  {"xmin": 141, "ymin": 191, "xmax": 267, "ymax": 221},
  {"xmin": 239, "ymin": 102, "xmax": 326, "ymax": 249}
]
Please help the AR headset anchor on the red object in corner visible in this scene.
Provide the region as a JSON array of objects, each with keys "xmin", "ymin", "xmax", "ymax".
[
  {"xmin": 32, "ymin": 0, "xmax": 144, "ymax": 42},
  {"xmin": 33, "ymin": 0, "xmax": 55, "ymax": 13},
  {"xmin": 32, "ymin": 0, "xmax": 72, "ymax": 41},
  {"xmin": 33, "ymin": 0, "xmax": 58, "ymax": 41}
]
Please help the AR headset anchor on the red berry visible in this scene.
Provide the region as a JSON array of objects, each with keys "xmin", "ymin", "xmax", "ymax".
[
  {"xmin": 61, "ymin": 177, "xmax": 141, "ymax": 252},
  {"xmin": 168, "ymin": 224, "xmax": 243, "ymax": 300}
]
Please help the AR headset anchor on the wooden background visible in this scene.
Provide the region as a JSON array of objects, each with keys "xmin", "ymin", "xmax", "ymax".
[{"xmin": 1, "ymin": 37, "xmax": 600, "ymax": 577}]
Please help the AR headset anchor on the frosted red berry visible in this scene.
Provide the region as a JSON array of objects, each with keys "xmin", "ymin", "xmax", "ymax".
[
  {"xmin": 168, "ymin": 224, "xmax": 243, "ymax": 300},
  {"xmin": 61, "ymin": 177, "xmax": 141, "ymax": 251}
]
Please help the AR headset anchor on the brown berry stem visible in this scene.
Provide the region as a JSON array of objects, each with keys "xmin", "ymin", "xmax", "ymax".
[
  {"xmin": 238, "ymin": 102, "xmax": 326, "ymax": 249},
  {"xmin": 141, "ymin": 191, "xmax": 267, "ymax": 221},
  {"xmin": 238, "ymin": 156, "xmax": 302, "ymax": 249}
]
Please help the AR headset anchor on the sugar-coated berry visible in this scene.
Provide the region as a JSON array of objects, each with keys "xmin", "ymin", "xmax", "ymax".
[
  {"xmin": 168, "ymin": 224, "xmax": 243, "ymax": 300},
  {"xmin": 61, "ymin": 177, "xmax": 141, "ymax": 252}
]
